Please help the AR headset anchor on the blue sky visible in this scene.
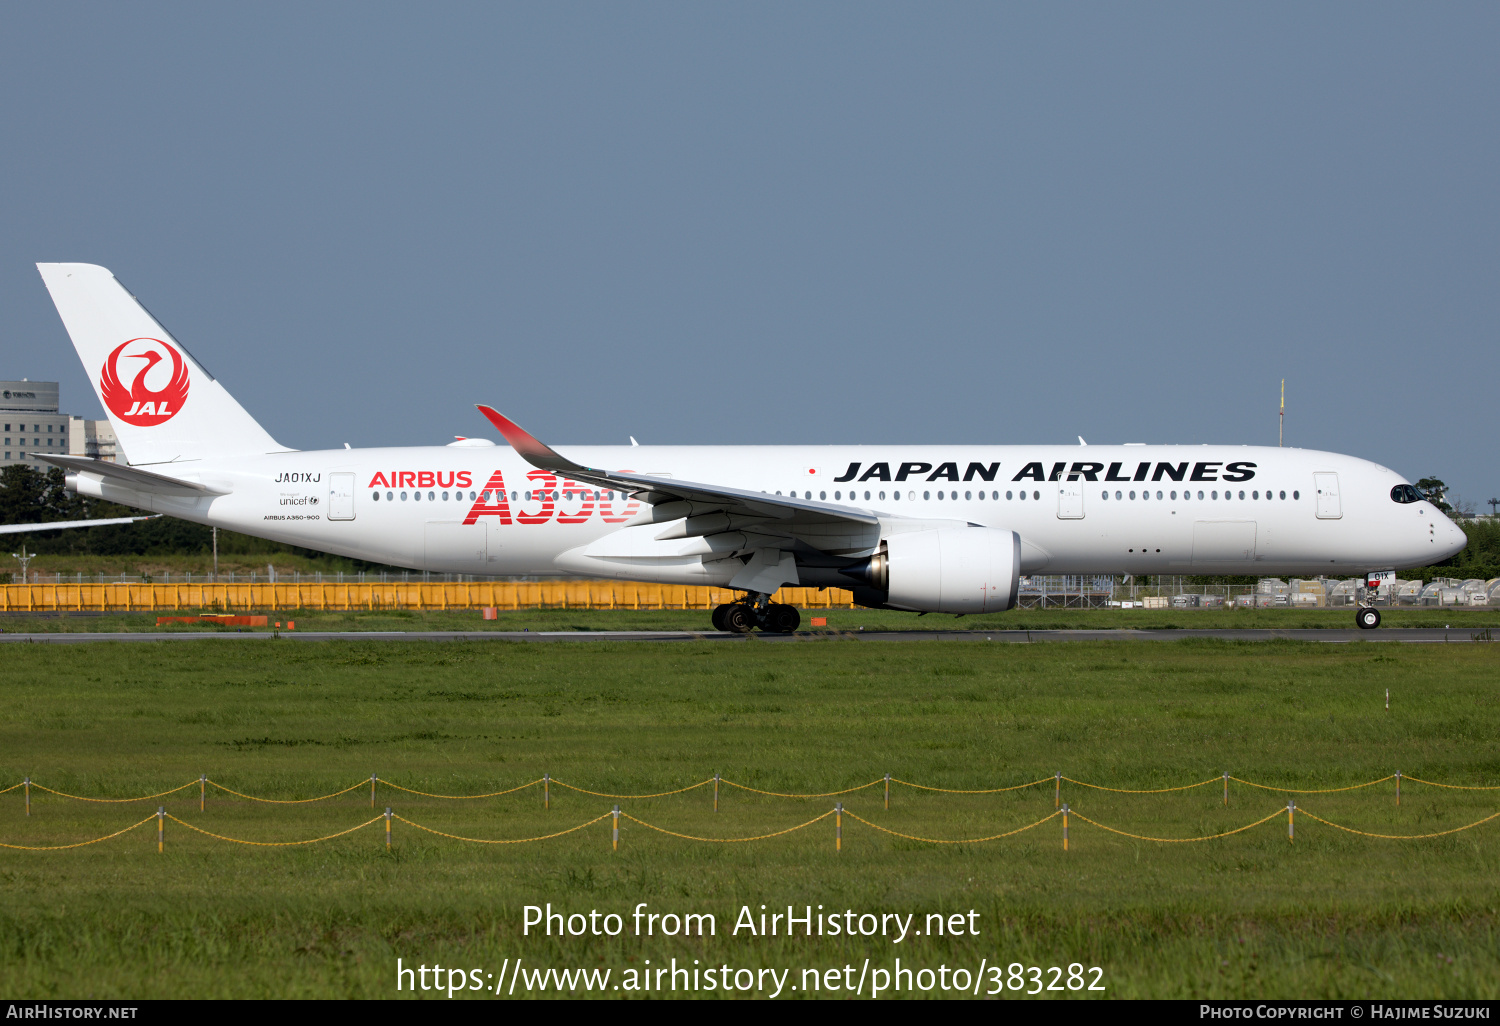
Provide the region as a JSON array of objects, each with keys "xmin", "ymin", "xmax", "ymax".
[{"xmin": 3, "ymin": 4, "xmax": 1496, "ymax": 507}]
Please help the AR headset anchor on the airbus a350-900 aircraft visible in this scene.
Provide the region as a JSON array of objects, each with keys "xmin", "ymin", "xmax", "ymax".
[{"xmin": 31, "ymin": 263, "xmax": 1466, "ymax": 632}]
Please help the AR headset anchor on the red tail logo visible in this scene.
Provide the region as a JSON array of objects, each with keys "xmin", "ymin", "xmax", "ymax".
[{"xmin": 100, "ymin": 338, "xmax": 190, "ymax": 426}]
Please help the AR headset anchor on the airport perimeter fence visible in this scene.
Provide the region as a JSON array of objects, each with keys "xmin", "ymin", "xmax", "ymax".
[{"xmin": 5, "ymin": 770, "xmax": 1499, "ymax": 854}]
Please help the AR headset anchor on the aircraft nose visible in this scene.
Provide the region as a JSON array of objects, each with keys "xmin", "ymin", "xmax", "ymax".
[{"xmin": 1443, "ymin": 518, "xmax": 1468, "ymax": 559}]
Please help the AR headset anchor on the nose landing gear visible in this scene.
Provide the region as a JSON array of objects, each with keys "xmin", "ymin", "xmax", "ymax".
[
  {"xmin": 1357, "ymin": 607, "xmax": 1381, "ymax": 630},
  {"xmin": 711, "ymin": 598, "xmax": 801, "ymax": 634}
]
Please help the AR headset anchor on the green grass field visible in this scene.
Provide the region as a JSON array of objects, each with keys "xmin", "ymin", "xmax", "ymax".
[
  {"xmin": 1, "ymin": 638, "xmax": 1498, "ymax": 999},
  {"xmin": 4, "ymin": 604, "xmax": 1500, "ymax": 633}
]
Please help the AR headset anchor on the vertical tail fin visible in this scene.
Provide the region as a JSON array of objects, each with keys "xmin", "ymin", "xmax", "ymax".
[{"xmin": 36, "ymin": 263, "xmax": 285, "ymax": 465}]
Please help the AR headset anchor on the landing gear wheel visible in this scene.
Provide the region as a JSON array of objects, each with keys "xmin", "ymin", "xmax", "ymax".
[
  {"xmin": 764, "ymin": 604, "xmax": 801, "ymax": 634},
  {"xmin": 1357, "ymin": 607, "xmax": 1381, "ymax": 630},
  {"xmin": 711, "ymin": 603, "xmax": 730, "ymax": 632},
  {"xmin": 722, "ymin": 604, "xmax": 756, "ymax": 634}
]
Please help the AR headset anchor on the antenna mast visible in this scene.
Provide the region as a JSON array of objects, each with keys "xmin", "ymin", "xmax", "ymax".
[{"xmin": 1279, "ymin": 379, "xmax": 1284, "ymax": 447}]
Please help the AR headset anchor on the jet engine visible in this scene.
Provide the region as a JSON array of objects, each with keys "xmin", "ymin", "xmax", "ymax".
[{"xmin": 840, "ymin": 527, "xmax": 1021, "ymax": 614}]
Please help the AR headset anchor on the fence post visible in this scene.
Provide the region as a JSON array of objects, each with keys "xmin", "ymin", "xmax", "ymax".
[
  {"xmin": 24, "ymin": 777, "xmax": 29, "ymax": 817},
  {"xmin": 385, "ymin": 807, "xmax": 392, "ymax": 849},
  {"xmin": 200, "ymin": 774, "xmax": 206, "ymax": 812},
  {"xmin": 371, "ymin": 774, "xmax": 377, "ymax": 808},
  {"xmin": 157, "ymin": 806, "xmax": 164, "ymax": 853},
  {"xmin": 1395, "ymin": 771, "xmax": 1401, "ymax": 807},
  {"xmin": 1055, "ymin": 772, "xmax": 1061, "ymax": 809},
  {"xmin": 885, "ymin": 773, "xmax": 891, "ymax": 811},
  {"xmin": 1061, "ymin": 804, "xmax": 1070, "ymax": 850},
  {"xmin": 835, "ymin": 802, "xmax": 843, "ymax": 853},
  {"xmin": 1287, "ymin": 801, "xmax": 1296, "ymax": 843},
  {"xmin": 714, "ymin": 773, "xmax": 720, "ymax": 813},
  {"xmin": 1223, "ymin": 772, "xmax": 1229, "ymax": 807},
  {"xmin": 612, "ymin": 805, "xmax": 620, "ymax": 851},
  {"xmin": 545, "ymin": 773, "xmax": 550, "ymax": 811}
]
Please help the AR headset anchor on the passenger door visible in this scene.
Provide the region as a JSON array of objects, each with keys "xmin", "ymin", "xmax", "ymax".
[
  {"xmin": 1056, "ymin": 481, "xmax": 1084, "ymax": 519},
  {"xmin": 1313, "ymin": 472, "xmax": 1341, "ymax": 519},
  {"xmin": 328, "ymin": 472, "xmax": 355, "ymax": 521}
]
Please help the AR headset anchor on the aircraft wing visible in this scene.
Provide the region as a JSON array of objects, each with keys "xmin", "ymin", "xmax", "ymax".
[
  {"xmin": 0, "ymin": 515, "xmax": 157, "ymax": 535},
  {"xmin": 476, "ymin": 405, "xmax": 879, "ymax": 528},
  {"xmin": 34, "ymin": 454, "xmax": 228, "ymax": 496}
]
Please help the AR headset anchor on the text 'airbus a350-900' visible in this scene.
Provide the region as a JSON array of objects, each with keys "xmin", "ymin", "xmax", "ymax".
[{"xmin": 31, "ymin": 264, "xmax": 1465, "ymax": 632}]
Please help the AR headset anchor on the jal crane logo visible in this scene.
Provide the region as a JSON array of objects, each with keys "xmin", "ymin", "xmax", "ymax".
[{"xmin": 99, "ymin": 338, "xmax": 190, "ymax": 426}]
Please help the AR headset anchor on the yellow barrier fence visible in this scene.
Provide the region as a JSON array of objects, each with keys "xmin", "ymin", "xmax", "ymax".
[
  {"xmin": 11, "ymin": 802, "xmax": 1500, "ymax": 853},
  {"xmin": 9, "ymin": 770, "xmax": 1500, "ymax": 807},
  {"xmin": 0, "ymin": 581, "xmax": 858, "ymax": 613}
]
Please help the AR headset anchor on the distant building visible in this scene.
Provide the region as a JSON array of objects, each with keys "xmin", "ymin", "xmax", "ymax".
[{"xmin": 1, "ymin": 380, "xmax": 119, "ymax": 466}]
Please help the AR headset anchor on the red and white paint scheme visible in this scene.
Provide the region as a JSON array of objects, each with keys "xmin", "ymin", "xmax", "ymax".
[{"xmin": 33, "ymin": 263, "xmax": 1466, "ymax": 632}]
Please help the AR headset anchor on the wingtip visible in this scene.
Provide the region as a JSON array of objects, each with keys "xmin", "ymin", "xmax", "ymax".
[{"xmin": 475, "ymin": 405, "xmax": 574, "ymax": 470}]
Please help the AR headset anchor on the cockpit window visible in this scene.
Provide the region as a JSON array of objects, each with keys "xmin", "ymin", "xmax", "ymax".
[{"xmin": 1390, "ymin": 484, "xmax": 1423, "ymax": 504}]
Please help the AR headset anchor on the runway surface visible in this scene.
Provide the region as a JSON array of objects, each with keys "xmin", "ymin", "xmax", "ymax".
[{"xmin": 0, "ymin": 627, "xmax": 1490, "ymax": 644}]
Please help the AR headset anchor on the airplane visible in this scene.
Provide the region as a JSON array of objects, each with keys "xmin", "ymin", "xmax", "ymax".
[{"xmin": 31, "ymin": 262, "xmax": 1468, "ymax": 632}]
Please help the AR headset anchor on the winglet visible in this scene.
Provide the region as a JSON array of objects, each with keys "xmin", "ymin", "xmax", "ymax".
[{"xmin": 475, "ymin": 405, "xmax": 585, "ymax": 474}]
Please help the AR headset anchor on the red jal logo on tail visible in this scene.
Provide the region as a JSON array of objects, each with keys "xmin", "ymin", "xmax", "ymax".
[{"xmin": 100, "ymin": 338, "xmax": 190, "ymax": 426}]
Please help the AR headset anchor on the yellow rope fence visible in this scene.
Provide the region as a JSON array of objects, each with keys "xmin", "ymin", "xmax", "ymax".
[
  {"xmin": 0, "ymin": 814, "xmax": 157, "ymax": 851},
  {"xmin": 1069, "ymin": 807, "xmax": 1286, "ymax": 843},
  {"xmin": 843, "ymin": 809, "xmax": 1060, "ymax": 844},
  {"xmin": 890, "ymin": 776, "xmax": 1053, "ymax": 794},
  {"xmin": 7, "ymin": 803, "xmax": 1500, "ymax": 853},
  {"xmin": 551, "ymin": 779, "xmax": 714, "ymax": 799},
  {"xmin": 720, "ymin": 778, "xmax": 885, "ymax": 798},
  {"xmin": 621, "ymin": 810, "xmax": 834, "ymax": 843},
  {"xmin": 1062, "ymin": 775, "xmax": 1220, "ymax": 794},
  {"xmin": 380, "ymin": 779, "xmax": 543, "ymax": 799},
  {"xmin": 8, "ymin": 770, "xmax": 1500, "ymax": 806},
  {"xmin": 166, "ymin": 813, "xmax": 385, "ymax": 847},
  {"xmin": 1228, "ymin": 774, "xmax": 1396, "ymax": 794},
  {"xmin": 30, "ymin": 781, "xmax": 198, "ymax": 803},
  {"xmin": 393, "ymin": 812, "xmax": 612, "ymax": 845},
  {"xmin": 207, "ymin": 779, "xmax": 369, "ymax": 804}
]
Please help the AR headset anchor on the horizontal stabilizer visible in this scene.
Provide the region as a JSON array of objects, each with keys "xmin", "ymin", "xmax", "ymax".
[
  {"xmin": 0, "ymin": 515, "xmax": 157, "ymax": 535},
  {"xmin": 35, "ymin": 454, "xmax": 228, "ymax": 496}
]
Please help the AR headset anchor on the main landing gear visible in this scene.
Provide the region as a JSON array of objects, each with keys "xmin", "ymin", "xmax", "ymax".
[
  {"xmin": 1357, "ymin": 607, "xmax": 1381, "ymax": 630},
  {"xmin": 712, "ymin": 599, "xmax": 801, "ymax": 634}
]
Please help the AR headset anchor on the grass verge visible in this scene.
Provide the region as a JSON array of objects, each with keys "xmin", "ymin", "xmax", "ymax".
[{"xmin": 0, "ymin": 638, "xmax": 1497, "ymax": 998}]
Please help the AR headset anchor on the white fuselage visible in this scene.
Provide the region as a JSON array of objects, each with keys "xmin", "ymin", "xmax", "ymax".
[{"xmin": 88, "ymin": 442, "xmax": 1466, "ymax": 583}]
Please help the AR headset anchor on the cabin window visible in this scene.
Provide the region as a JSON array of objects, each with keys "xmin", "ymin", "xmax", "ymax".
[
  {"xmin": 1238, "ymin": 490, "xmax": 1245, "ymax": 500},
  {"xmin": 1252, "ymin": 490, "xmax": 1259, "ymax": 500},
  {"xmin": 1101, "ymin": 490, "xmax": 1108, "ymax": 500},
  {"xmin": 372, "ymin": 492, "xmax": 379, "ymax": 501},
  {"xmin": 879, "ymin": 491, "xmax": 886, "ymax": 500},
  {"xmin": 1007, "ymin": 491, "xmax": 1013, "ymax": 500},
  {"xmin": 1115, "ymin": 491, "xmax": 1122, "ymax": 500},
  {"xmin": 923, "ymin": 490, "xmax": 931, "ymax": 500},
  {"xmin": 819, "ymin": 491, "xmax": 826, "ymax": 500},
  {"xmin": 387, "ymin": 491, "xmax": 393, "ymax": 501},
  {"xmin": 1293, "ymin": 490, "xmax": 1300, "ymax": 500},
  {"xmin": 400, "ymin": 491, "xmax": 407, "ymax": 501},
  {"xmin": 1211, "ymin": 491, "xmax": 1218, "ymax": 500},
  {"xmin": 965, "ymin": 490, "xmax": 972, "ymax": 500},
  {"xmin": 442, "ymin": 491, "xmax": 449, "ymax": 501}
]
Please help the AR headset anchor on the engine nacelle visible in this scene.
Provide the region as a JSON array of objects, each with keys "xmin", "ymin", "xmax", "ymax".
[{"xmin": 844, "ymin": 528, "xmax": 1021, "ymax": 614}]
